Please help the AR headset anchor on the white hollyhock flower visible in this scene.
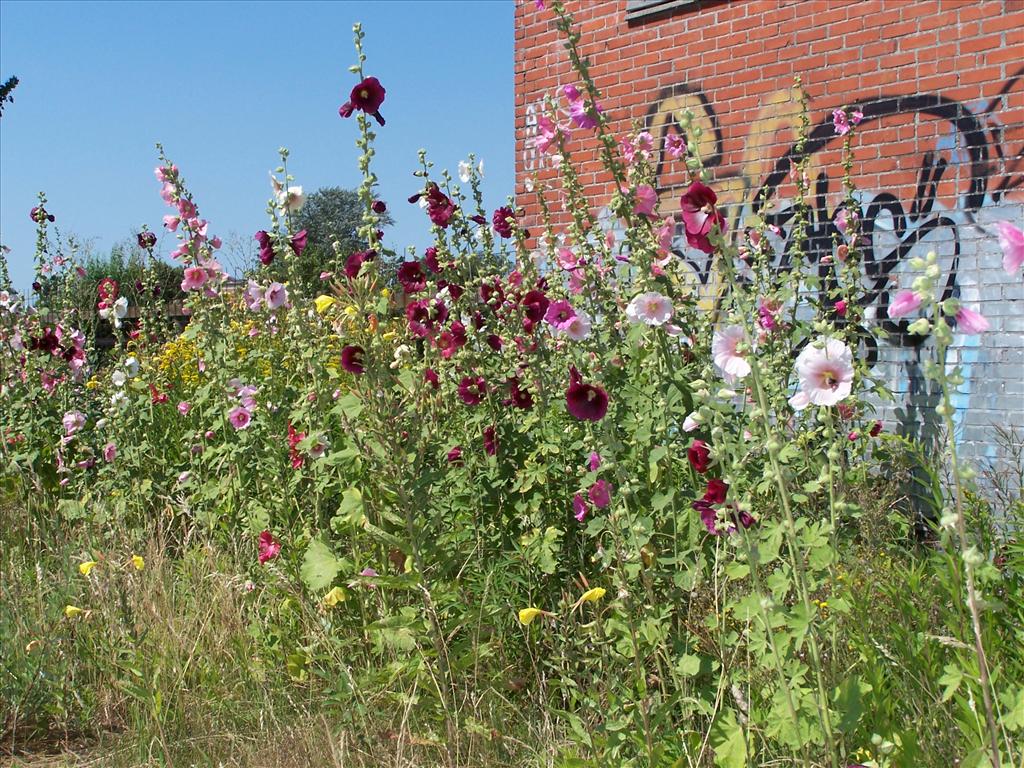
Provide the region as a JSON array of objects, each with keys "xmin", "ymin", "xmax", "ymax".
[
  {"xmin": 790, "ymin": 337, "xmax": 854, "ymax": 410},
  {"xmin": 458, "ymin": 161, "xmax": 472, "ymax": 183},
  {"xmin": 712, "ymin": 325, "xmax": 752, "ymax": 381},
  {"xmin": 625, "ymin": 291, "xmax": 674, "ymax": 326}
]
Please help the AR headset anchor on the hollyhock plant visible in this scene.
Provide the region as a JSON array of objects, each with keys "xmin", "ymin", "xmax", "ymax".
[
  {"xmin": 688, "ymin": 440, "xmax": 711, "ymax": 474},
  {"xmin": 565, "ymin": 366, "xmax": 608, "ymax": 422},
  {"xmin": 228, "ymin": 406, "xmax": 253, "ymax": 430},
  {"xmin": 447, "ymin": 446, "xmax": 464, "ymax": 465},
  {"xmin": 789, "ymin": 337, "xmax": 855, "ymax": 410},
  {"xmin": 588, "ymin": 479, "xmax": 612, "ymax": 509},
  {"xmin": 956, "ymin": 306, "xmax": 989, "ymax": 334},
  {"xmin": 625, "ymin": 292, "xmax": 674, "ymax": 326},
  {"xmin": 887, "ymin": 289, "xmax": 922, "ymax": 319},
  {"xmin": 996, "ymin": 220, "xmax": 1024, "ymax": 275},
  {"xmin": 680, "ymin": 181, "xmax": 726, "ymax": 254},
  {"xmin": 264, "ymin": 282, "xmax": 289, "ymax": 310},
  {"xmin": 544, "ymin": 299, "xmax": 578, "ymax": 331},
  {"xmin": 258, "ymin": 531, "xmax": 281, "ymax": 564},
  {"xmin": 493, "ymin": 206, "xmax": 515, "ymax": 238},
  {"xmin": 181, "ymin": 266, "xmax": 209, "ymax": 292},
  {"xmin": 397, "ymin": 261, "xmax": 426, "ymax": 294},
  {"xmin": 712, "ymin": 325, "xmax": 752, "ymax": 380},
  {"xmin": 458, "ymin": 376, "xmax": 487, "ymax": 406},
  {"xmin": 341, "ymin": 345, "xmax": 366, "ymax": 374},
  {"xmin": 424, "ymin": 183, "xmax": 456, "ymax": 228},
  {"xmin": 340, "ymin": 75, "xmax": 386, "ymax": 125},
  {"xmin": 531, "ymin": 114, "xmax": 561, "ymax": 153}
]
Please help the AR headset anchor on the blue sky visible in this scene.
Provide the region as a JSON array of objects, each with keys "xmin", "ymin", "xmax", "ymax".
[{"xmin": 0, "ymin": 0, "xmax": 513, "ymax": 291}]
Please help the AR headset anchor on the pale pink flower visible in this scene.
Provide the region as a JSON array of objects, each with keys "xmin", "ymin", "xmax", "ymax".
[
  {"xmin": 244, "ymin": 280, "xmax": 264, "ymax": 311},
  {"xmin": 887, "ymin": 289, "xmax": 922, "ymax": 319},
  {"xmin": 181, "ymin": 266, "xmax": 208, "ymax": 292},
  {"xmin": 791, "ymin": 337, "xmax": 854, "ymax": 410},
  {"xmin": 956, "ymin": 306, "xmax": 989, "ymax": 334},
  {"xmin": 626, "ymin": 291, "xmax": 674, "ymax": 326},
  {"xmin": 562, "ymin": 309, "xmax": 592, "ymax": 340},
  {"xmin": 62, "ymin": 410, "xmax": 86, "ymax": 436},
  {"xmin": 102, "ymin": 442, "xmax": 117, "ymax": 462},
  {"xmin": 177, "ymin": 401, "xmax": 191, "ymax": 415},
  {"xmin": 264, "ymin": 282, "xmax": 288, "ymax": 310},
  {"xmin": 996, "ymin": 221, "xmax": 1024, "ymax": 275},
  {"xmin": 712, "ymin": 325, "xmax": 752, "ymax": 380},
  {"xmin": 665, "ymin": 133, "xmax": 685, "ymax": 158},
  {"xmin": 228, "ymin": 406, "xmax": 252, "ymax": 430},
  {"xmin": 633, "ymin": 184, "xmax": 658, "ymax": 218},
  {"xmin": 163, "ymin": 215, "xmax": 180, "ymax": 231},
  {"xmin": 556, "ymin": 247, "xmax": 579, "ymax": 270},
  {"xmin": 656, "ymin": 218, "xmax": 674, "ymax": 254}
]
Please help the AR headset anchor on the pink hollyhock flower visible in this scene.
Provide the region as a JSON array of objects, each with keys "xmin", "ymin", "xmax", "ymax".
[
  {"xmin": 244, "ymin": 280, "xmax": 264, "ymax": 311},
  {"xmin": 956, "ymin": 306, "xmax": 989, "ymax": 334},
  {"xmin": 832, "ymin": 108, "xmax": 852, "ymax": 136},
  {"xmin": 544, "ymin": 299, "xmax": 578, "ymax": 330},
  {"xmin": 588, "ymin": 479, "xmax": 612, "ymax": 508},
  {"xmin": 556, "ymin": 247, "xmax": 579, "ymax": 271},
  {"xmin": 447, "ymin": 446, "xmax": 464, "ymax": 465},
  {"xmin": 566, "ymin": 366, "xmax": 608, "ymax": 422},
  {"xmin": 887, "ymin": 289, "xmax": 922, "ymax": 319},
  {"xmin": 625, "ymin": 291, "xmax": 674, "ymax": 326},
  {"xmin": 688, "ymin": 440, "xmax": 711, "ymax": 474},
  {"xmin": 291, "ymin": 229, "xmax": 308, "ymax": 257},
  {"xmin": 790, "ymin": 337, "xmax": 854, "ymax": 410},
  {"xmin": 177, "ymin": 401, "xmax": 191, "ymax": 415},
  {"xmin": 458, "ymin": 376, "xmax": 487, "ymax": 406},
  {"xmin": 181, "ymin": 266, "xmax": 208, "ymax": 291},
  {"xmin": 679, "ymin": 181, "xmax": 726, "ymax": 254},
  {"xmin": 483, "ymin": 425, "xmax": 498, "ymax": 456},
  {"xmin": 588, "ymin": 451, "xmax": 602, "ymax": 471},
  {"xmin": 258, "ymin": 531, "xmax": 281, "ymax": 564},
  {"xmin": 62, "ymin": 410, "xmax": 86, "ymax": 436},
  {"xmin": 340, "ymin": 345, "xmax": 365, "ymax": 374},
  {"xmin": 424, "ymin": 368, "xmax": 440, "ymax": 389},
  {"xmin": 493, "ymin": 206, "xmax": 516, "ymax": 238},
  {"xmin": 834, "ymin": 299, "xmax": 848, "ymax": 317},
  {"xmin": 228, "ymin": 406, "xmax": 252, "ymax": 430},
  {"xmin": 656, "ymin": 218, "xmax": 675, "ymax": 254},
  {"xmin": 425, "ymin": 183, "xmax": 456, "ymax": 228},
  {"xmin": 287, "ymin": 423, "xmax": 306, "ymax": 470},
  {"xmin": 712, "ymin": 325, "xmax": 752, "ymax": 380},
  {"xmin": 163, "ymin": 215, "xmax": 180, "ymax": 231},
  {"xmin": 633, "ymin": 184, "xmax": 658, "ymax": 218},
  {"xmin": 397, "ymin": 261, "xmax": 426, "ymax": 294},
  {"xmin": 835, "ymin": 207, "xmax": 858, "ymax": 235},
  {"xmin": 264, "ymin": 282, "xmax": 288, "ymax": 310},
  {"xmin": 103, "ymin": 442, "xmax": 117, "ymax": 462},
  {"xmin": 436, "ymin": 321, "xmax": 467, "ymax": 359},
  {"xmin": 531, "ymin": 114, "xmax": 561, "ymax": 153},
  {"xmin": 665, "ymin": 133, "xmax": 685, "ymax": 158},
  {"xmin": 996, "ymin": 221, "xmax": 1024, "ymax": 274},
  {"xmin": 562, "ymin": 310, "xmax": 592, "ymax": 341},
  {"xmin": 573, "ymin": 493, "xmax": 589, "ymax": 522}
]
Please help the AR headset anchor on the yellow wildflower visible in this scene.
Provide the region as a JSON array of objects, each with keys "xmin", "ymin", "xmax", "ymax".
[
  {"xmin": 79, "ymin": 560, "xmax": 98, "ymax": 576},
  {"xmin": 314, "ymin": 295, "xmax": 337, "ymax": 314},
  {"xmin": 131, "ymin": 555, "xmax": 145, "ymax": 571},
  {"xmin": 571, "ymin": 587, "xmax": 606, "ymax": 612},
  {"xmin": 64, "ymin": 605, "xmax": 83, "ymax": 618},
  {"xmin": 343, "ymin": 305, "xmax": 358, "ymax": 318},
  {"xmin": 323, "ymin": 586, "xmax": 347, "ymax": 607},
  {"xmin": 85, "ymin": 379, "xmax": 99, "ymax": 390},
  {"xmin": 518, "ymin": 607, "xmax": 546, "ymax": 626}
]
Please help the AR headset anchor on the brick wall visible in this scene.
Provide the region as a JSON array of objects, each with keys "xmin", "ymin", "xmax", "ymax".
[{"xmin": 515, "ymin": 0, "xmax": 1024, "ymax": 464}]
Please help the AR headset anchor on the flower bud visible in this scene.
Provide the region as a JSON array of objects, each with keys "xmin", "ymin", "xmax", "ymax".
[{"xmin": 907, "ymin": 317, "xmax": 931, "ymax": 336}]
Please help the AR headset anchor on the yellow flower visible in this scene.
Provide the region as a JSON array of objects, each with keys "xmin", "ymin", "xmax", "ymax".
[
  {"xmin": 571, "ymin": 587, "xmax": 606, "ymax": 612},
  {"xmin": 343, "ymin": 305, "xmax": 358, "ymax": 318},
  {"xmin": 323, "ymin": 586, "xmax": 347, "ymax": 607},
  {"xmin": 518, "ymin": 607, "xmax": 543, "ymax": 626},
  {"xmin": 381, "ymin": 331, "xmax": 396, "ymax": 341},
  {"xmin": 85, "ymin": 379, "xmax": 99, "ymax": 390},
  {"xmin": 381, "ymin": 288, "xmax": 390, "ymax": 299},
  {"xmin": 131, "ymin": 555, "xmax": 145, "ymax": 571},
  {"xmin": 79, "ymin": 561, "xmax": 98, "ymax": 576},
  {"xmin": 64, "ymin": 605, "xmax": 83, "ymax": 618},
  {"xmin": 314, "ymin": 295, "xmax": 337, "ymax": 314}
]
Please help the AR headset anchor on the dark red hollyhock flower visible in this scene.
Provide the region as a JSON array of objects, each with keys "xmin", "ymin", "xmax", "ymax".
[
  {"xmin": 492, "ymin": 206, "xmax": 515, "ymax": 238},
  {"xmin": 287, "ymin": 422, "xmax": 306, "ymax": 470},
  {"xmin": 149, "ymin": 383, "xmax": 169, "ymax": 405},
  {"xmin": 29, "ymin": 328, "xmax": 61, "ymax": 355},
  {"xmin": 30, "ymin": 206, "xmax": 55, "ymax": 223},
  {"xmin": 291, "ymin": 229, "xmax": 308, "ymax": 257},
  {"xmin": 423, "ymin": 247, "xmax": 441, "ymax": 274},
  {"xmin": 483, "ymin": 425, "xmax": 498, "ymax": 456},
  {"xmin": 255, "ymin": 230, "xmax": 275, "ymax": 266},
  {"xmin": 687, "ymin": 439, "xmax": 711, "ymax": 474},
  {"xmin": 371, "ymin": 199, "xmax": 387, "ymax": 214},
  {"xmin": 521, "ymin": 289, "xmax": 550, "ymax": 325},
  {"xmin": 869, "ymin": 420, "xmax": 883, "ymax": 437},
  {"xmin": 406, "ymin": 298, "xmax": 448, "ymax": 337},
  {"xmin": 424, "ymin": 368, "xmax": 440, "ymax": 389},
  {"xmin": 469, "ymin": 214, "xmax": 487, "ymax": 226},
  {"xmin": 340, "ymin": 345, "xmax": 365, "ymax": 374},
  {"xmin": 480, "ymin": 280, "xmax": 505, "ymax": 310},
  {"xmin": 679, "ymin": 181, "xmax": 726, "ymax": 254},
  {"xmin": 435, "ymin": 321, "xmax": 466, "ymax": 359},
  {"xmin": 32, "ymin": 281, "xmax": 42, "ymax": 293},
  {"xmin": 438, "ymin": 280, "xmax": 463, "ymax": 301},
  {"xmin": 505, "ymin": 377, "xmax": 534, "ymax": 410},
  {"xmin": 397, "ymin": 261, "xmax": 426, "ymax": 294},
  {"xmin": 338, "ymin": 102, "xmax": 354, "ymax": 118},
  {"xmin": 98, "ymin": 278, "xmax": 119, "ymax": 302},
  {"xmin": 565, "ymin": 366, "xmax": 608, "ymax": 422},
  {"xmin": 471, "ymin": 311, "xmax": 485, "ymax": 330},
  {"xmin": 703, "ymin": 478, "xmax": 728, "ymax": 505},
  {"xmin": 447, "ymin": 446, "xmax": 464, "ymax": 465},
  {"xmin": 345, "ymin": 249, "xmax": 377, "ymax": 279},
  {"xmin": 425, "ymin": 183, "xmax": 456, "ymax": 228},
  {"xmin": 348, "ymin": 76, "xmax": 386, "ymax": 125},
  {"xmin": 137, "ymin": 231, "xmax": 157, "ymax": 249},
  {"xmin": 458, "ymin": 375, "xmax": 487, "ymax": 406},
  {"xmin": 486, "ymin": 334, "xmax": 503, "ymax": 351},
  {"xmin": 134, "ymin": 279, "xmax": 145, "ymax": 293}
]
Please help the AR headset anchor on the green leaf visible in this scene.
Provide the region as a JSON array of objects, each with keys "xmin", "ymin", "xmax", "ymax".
[
  {"xmin": 1000, "ymin": 687, "xmax": 1024, "ymax": 731},
  {"xmin": 333, "ymin": 392, "xmax": 363, "ymax": 420},
  {"xmin": 338, "ymin": 487, "xmax": 364, "ymax": 525},
  {"xmin": 938, "ymin": 663, "xmax": 963, "ymax": 703},
  {"xmin": 833, "ymin": 675, "xmax": 870, "ymax": 733},
  {"xmin": 648, "ymin": 445, "xmax": 668, "ymax": 483},
  {"xmin": 300, "ymin": 539, "xmax": 341, "ymax": 592},
  {"xmin": 676, "ymin": 654, "xmax": 701, "ymax": 678},
  {"xmin": 710, "ymin": 709, "xmax": 748, "ymax": 768}
]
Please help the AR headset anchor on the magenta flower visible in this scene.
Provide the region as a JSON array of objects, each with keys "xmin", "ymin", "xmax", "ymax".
[
  {"xmin": 397, "ymin": 261, "xmax": 426, "ymax": 294},
  {"xmin": 493, "ymin": 206, "xmax": 515, "ymax": 238},
  {"xmin": 996, "ymin": 221, "xmax": 1024, "ymax": 275},
  {"xmin": 887, "ymin": 289, "xmax": 922, "ymax": 319},
  {"xmin": 458, "ymin": 376, "xmax": 487, "ymax": 406},
  {"xmin": 228, "ymin": 406, "xmax": 252, "ymax": 430},
  {"xmin": 521, "ymin": 289, "xmax": 550, "ymax": 325},
  {"xmin": 345, "ymin": 249, "xmax": 376, "ymax": 279},
  {"xmin": 544, "ymin": 299, "xmax": 577, "ymax": 330},
  {"xmin": 506, "ymin": 377, "xmax": 534, "ymax": 410},
  {"xmin": 177, "ymin": 401, "xmax": 191, "ymax": 415},
  {"xmin": 956, "ymin": 306, "xmax": 989, "ymax": 334},
  {"xmin": 483, "ymin": 425, "xmax": 498, "ymax": 456},
  {"xmin": 633, "ymin": 184, "xmax": 658, "ymax": 218},
  {"xmin": 447, "ymin": 446, "xmax": 464, "ymax": 465},
  {"xmin": 181, "ymin": 266, "xmax": 209, "ymax": 291},
  {"xmin": 425, "ymin": 183, "xmax": 456, "ymax": 228},
  {"xmin": 435, "ymin": 321, "xmax": 467, "ymax": 359},
  {"xmin": 665, "ymin": 133, "xmax": 685, "ymax": 158},
  {"xmin": 588, "ymin": 452, "xmax": 601, "ymax": 471},
  {"xmin": 255, "ymin": 230, "xmax": 275, "ymax": 266},
  {"xmin": 406, "ymin": 298, "xmax": 448, "ymax": 337},
  {"xmin": 705, "ymin": 478, "xmax": 728, "ymax": 505},
  {"xmin": 834, "ymin": 299, "xmax": 848, "ymax": 317},
  {"xmin": 424, "ymin": 247, "xmax": 441, "ymax": 273},
  {"xmin": 291, "ymin": 229, "xmax": 308, "ymax": 257},
  {"xmin": 258, "ymin": 530, "xmax": 281, "ymax": 564},
  {"xmin": 340, "ymin": 76, "xmax": 386, "ymax": 125},
  {"xmin": 688, "ymin": 440, "xmax": 711, "ymax": 474},
  {"xmin": 588, "ymin": 479, "xmax": 612, "ymax": 509},
  {"xmin": 680, "ymin": 181, "xmax": 726, "ymax": 254},
  {"xmin": 424, "ymin": 368, "xmax": 440, "ymax": 389},
  {"xmin": 30, "ymin": 206, "xmax": 55, "ymax": 223},
  {"xmin": 340, "ymin": 345, "xmax": 366, "ymax": 374},
  {"xmin": 565, "ymin": 366, "xmax": 608, "ymax": 422},
  {"xmin": 573, "ymin": 493, "xmax": 589, "ymax": 522}
]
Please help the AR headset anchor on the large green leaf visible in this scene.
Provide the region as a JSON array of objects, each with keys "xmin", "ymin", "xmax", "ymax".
[{"xmin": 300, "ymin": 539, "xmax": 341, "ymax": 592}]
